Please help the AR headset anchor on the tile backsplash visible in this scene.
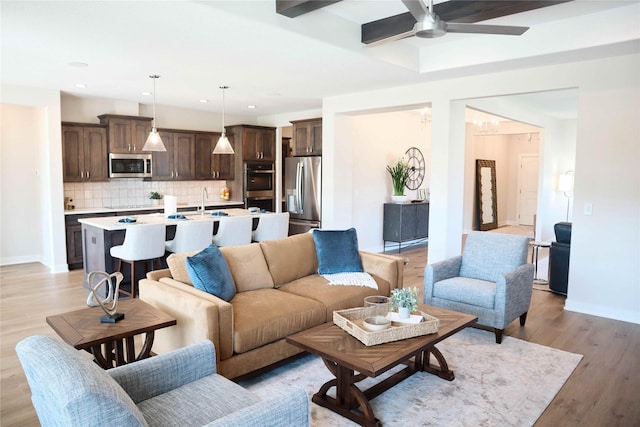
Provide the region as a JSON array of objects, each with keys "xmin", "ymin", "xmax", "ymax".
[{"xmin": 64, "ymin": 179, "xmax": 229, "ymax": 209}]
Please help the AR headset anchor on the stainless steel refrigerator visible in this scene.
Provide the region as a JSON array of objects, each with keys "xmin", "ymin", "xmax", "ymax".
[{"xmin": 285, "ymin": 156, "xmax": 321, "ymax": 234}]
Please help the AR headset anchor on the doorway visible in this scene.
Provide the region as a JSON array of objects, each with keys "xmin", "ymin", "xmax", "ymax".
[{"xmin": 517, "ymin": 154, "xmax": 539, "ymax": 226}]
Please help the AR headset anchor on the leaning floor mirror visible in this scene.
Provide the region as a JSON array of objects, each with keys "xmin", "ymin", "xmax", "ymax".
[{"xmin": 476, "ymin": 159, "xmax": 498, "ymax": 231}]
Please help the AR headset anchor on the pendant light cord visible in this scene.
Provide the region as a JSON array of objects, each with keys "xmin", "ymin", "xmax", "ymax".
[
  {"xmin": 152, "ymin": 75, "xmax": 159, "ymax": 129},
  {"xmin": 220, "ymin": 85, "xmax": 228, "ymax": 136}
]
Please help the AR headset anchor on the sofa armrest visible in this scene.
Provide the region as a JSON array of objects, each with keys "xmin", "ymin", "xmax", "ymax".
[
  {"xmin": 360, "ymin": 251, "xmax": 405, "ymax": 291},
  {"xmin": 204, "ymin": 386, "xmax": 309, "ymax": 427},
  {"xmin": 146, "ymin": 268, "xmax": 172, "ymax": 281},
  {"xmin": 139, "ymin": 278, "xmax": 234, "ymax": 361},
  {"xmin": 108, "ymin": 341, "xmax": 217, "ymax": 404},
  {"xmin": 423, "ymin": 256, "xmax": 463, "ymax": 304},
  {"xmin": 494, "ymin": 263, "xmax": 534, "ymax": 327}
]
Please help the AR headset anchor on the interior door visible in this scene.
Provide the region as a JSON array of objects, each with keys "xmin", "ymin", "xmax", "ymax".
[{"xmin": 518, "ymin": 155, "xmax": 539, "ymax": 226}]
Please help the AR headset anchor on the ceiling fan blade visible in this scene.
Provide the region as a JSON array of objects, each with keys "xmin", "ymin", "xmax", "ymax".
[
  {"xmin": 364, "ymin": 29, "xmax": 415, "ymax": 46},
  {"xmin": 445, "ymin": 22, "xmax": 529, "ymax": 35}
]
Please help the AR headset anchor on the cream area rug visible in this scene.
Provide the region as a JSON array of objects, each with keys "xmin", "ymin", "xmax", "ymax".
[{"xmin": 239, "ymin": 328, "xmax": 582, "ymax": 426}]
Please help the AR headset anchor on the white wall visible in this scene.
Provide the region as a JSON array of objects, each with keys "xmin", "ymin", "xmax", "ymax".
[
  {"xmin": 565, "ymin": 82, "xmax": 640, "ymax": 322},
  {"xmin": 1, "ymin": 84, "xmax": 67, "ymax": 272},
  {"xmin": 323, "ymin": 53, "xmax": 640, "ymax": 324},
  {"xmin": 0, "ymin": 105, "xmax": 44, "ymax": 264},
  {"xmin": 341, "ymin": 110, "xmax": 432, "ymax": 251}
]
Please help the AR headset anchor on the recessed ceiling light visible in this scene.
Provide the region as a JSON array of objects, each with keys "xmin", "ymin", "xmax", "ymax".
[
  {"xmin": 68, "ymin": 61, "xmax": 88, "ymax": 68},
  {"xmin": 199, "ymin": 99, "xmax": 209, "ymax": 103},
  {"xmin": 247, "ymin": 105, "xmax": 256, "ymax": 109},
  {"xmin": 74, "ymin": 83, "xmax": 87, "ymax": 88},
  {"xmin": 141, "ymin": 91, "xmax": 152, "ymax": 96}
]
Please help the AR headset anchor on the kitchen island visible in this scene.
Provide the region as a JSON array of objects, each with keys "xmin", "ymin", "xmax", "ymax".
[
  {"xmin": 78, "ymin": 208, "xmax": 261, "ymax": 295},
  {"xmin": 64, "ymin": 201, "xmax": 244, "ymax": 270}
]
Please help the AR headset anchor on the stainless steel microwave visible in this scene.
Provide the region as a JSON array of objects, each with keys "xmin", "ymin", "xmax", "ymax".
[{"xmin": 109, "ymin": 153, "xmax": 152, "ymax": 178}]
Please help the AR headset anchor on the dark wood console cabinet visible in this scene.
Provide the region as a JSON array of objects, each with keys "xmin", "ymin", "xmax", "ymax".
[{"xmin": 383, "ymin": 202, "xmax": 429, "ymax": 252}]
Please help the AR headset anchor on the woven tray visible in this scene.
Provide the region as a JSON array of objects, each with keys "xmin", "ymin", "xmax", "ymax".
[{"xmin": 333, "ymin": 306, "xmax": 440, "ymax": 346}]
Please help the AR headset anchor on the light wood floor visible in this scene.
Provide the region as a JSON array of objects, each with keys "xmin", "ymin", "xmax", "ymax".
[{"xmin": 2, "ymin": 246, "xmax": 639, "ymax": 426}]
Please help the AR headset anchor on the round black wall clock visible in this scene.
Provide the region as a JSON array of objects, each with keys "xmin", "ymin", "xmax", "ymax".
[{"xmin": 405, "ymin": 147, "xmax": 425, "ymax": 190}]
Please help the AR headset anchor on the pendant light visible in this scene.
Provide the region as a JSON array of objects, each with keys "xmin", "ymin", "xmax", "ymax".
[
  {"xmin": 213, "ymin": 85, "xmax": 234, "ymax": 154},
  {"xmin": 142, "ymin": 75, "xmax": 166, "ymax": 152}
]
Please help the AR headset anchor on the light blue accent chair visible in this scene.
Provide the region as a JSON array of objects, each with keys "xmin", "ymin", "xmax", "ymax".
[
  {"xmin": 16, "ymin": 336, "xmax": 309, "ymax": 427},
  {"xmin": 424, "ymin": 231, "xmax": 534, "ymax": 343}
]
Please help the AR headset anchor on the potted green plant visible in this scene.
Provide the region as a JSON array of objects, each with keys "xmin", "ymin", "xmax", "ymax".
[
  {"xmin": 149, "ymin": 191, "xmax": 163, "ymax": 206},
  {"xmin": 391, "ymin": 287, "xmax": 419, "ymax": 319},
  {"xmin": 386, "ymin": 159, "xmax": 411, "ymax": 203}
]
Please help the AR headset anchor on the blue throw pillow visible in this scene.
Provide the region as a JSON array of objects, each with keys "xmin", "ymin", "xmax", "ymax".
[
  {"xmin": 313, "ymin": 228, "xmax": 364, "ymax": 274},
  {"xmin": 186, "ymin": 245, "xmax": 236, "ymax": 302}
]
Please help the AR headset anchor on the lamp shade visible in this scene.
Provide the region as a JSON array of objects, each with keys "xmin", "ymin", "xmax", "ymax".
[
  {"xmin": 142, "ymin": 128, "xmax": 166, "ymax": 152},
  {"xmin": 558, "ymin": 173, "xmax": 574, "ymax": 192},
  {"xmin": 213, "ymin": 133, "xmax": 234, "ymax": 154}
]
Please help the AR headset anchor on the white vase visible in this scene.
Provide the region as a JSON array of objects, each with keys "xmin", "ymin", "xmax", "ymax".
[
  {"xmin": 391, "ymin": 195, "xmax": 408, "ymax": 204},
  {"xmin": 398, "ymin": 306, "xmax": 411, "ymax": 319}
]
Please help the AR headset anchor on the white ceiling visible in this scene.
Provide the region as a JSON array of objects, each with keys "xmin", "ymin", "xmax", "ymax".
[{"xmin": 1, "ymin": 0, "xmax": 639, "ymax": 118}]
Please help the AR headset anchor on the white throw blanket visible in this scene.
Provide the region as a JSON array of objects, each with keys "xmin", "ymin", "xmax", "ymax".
[{"xmin": 321, "ymin": 272, "xmax": 378, "ymax": 289}]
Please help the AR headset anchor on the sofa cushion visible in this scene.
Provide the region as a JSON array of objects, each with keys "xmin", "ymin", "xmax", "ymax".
[
  {"xmin": 186, "ymin": 245, "xmax": 236, "ymax": 302},
  {"xmin": 137, "ymin": 374, "xmax": 260, "ymax": 426},
  {"xmin": 231, "ymin": 289, "xmax": 326, "ymax": 354},
  {"xmin": 433, "ymin": 277, "xmax": 496, "ymax": 309},
  {"xmin": 15, "ymin": 336, "xmax": 148, "ymax": 427},
  {"xmin": 259, "ymin": 233, "xmax": 317, "ymax": 287},
  {"xmin": 166, "ymin": 250, "xmax": 200, "ymax": 286},
  {"xmin": 220, "ymin": 244, "xmax": 274, "ymax": 292},
  {"xmin": 460, "ymin": 231, "xmax": 528, "ymax": 283},
  {"xmin": 278, "ymin": 274, "xmax": 391, "ymax": 322},
  {"xmin": 313, "ymin": 228, "xmax": 364, "ymax": 274}
]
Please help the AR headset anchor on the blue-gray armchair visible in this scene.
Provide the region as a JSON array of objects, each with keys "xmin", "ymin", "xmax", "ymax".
[
  {"xmin": 424, "ymin": 231, "xmax": 534, "ymax": 343},
  {"xmin": 16, "ymin": 336, "xmax": 309, "ymax": 427}
]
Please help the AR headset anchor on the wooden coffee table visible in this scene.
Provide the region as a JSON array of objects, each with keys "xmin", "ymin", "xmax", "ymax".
[
  {"xmin": 46, "ymin": 299, "xmax": 176, "ymax": 369},
  {"xmin": 286, "ymin": 305, "xmax": 477, "ymax": 427}
]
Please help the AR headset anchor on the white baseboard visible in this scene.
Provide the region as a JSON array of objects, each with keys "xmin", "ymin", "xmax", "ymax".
[
  {"xmin": 565, "ymin": 299, "xmax": 640, "ymax": 325},
  {"xmin": 0, "ymin": 255, "xmax": 41, "ymax": 266}
]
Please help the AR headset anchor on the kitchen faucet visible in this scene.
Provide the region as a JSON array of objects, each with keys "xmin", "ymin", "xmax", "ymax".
[{"xmin": 200, "ymin": 187, "xmax": 208, "ymax": 215}]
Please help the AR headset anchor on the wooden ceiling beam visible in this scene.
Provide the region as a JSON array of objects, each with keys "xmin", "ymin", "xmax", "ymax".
[
  {"xmin": 276, "ymin": 0, "xmax": 342, "ymax": 18},
  {"xmin": 362, "ymin": 0, "xmax": 571, "ymax": 45}
]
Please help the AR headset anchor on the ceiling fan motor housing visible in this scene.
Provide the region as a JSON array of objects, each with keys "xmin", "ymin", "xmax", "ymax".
[{"xmin": 414, "ymin": 18, "xmax": 447, "ymax": 38}]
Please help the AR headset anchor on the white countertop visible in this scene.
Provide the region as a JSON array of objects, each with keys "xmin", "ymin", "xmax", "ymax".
[
  {"xmin": 65, "ymin": 200, "xmax": 244, "ymax": 216},
  {"xmin": 78, "ymin": 208, "xmax": 264, "ymax": 231}
]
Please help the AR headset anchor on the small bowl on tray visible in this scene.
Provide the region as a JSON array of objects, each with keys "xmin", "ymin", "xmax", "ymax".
[{"xmin": 363, "ymin": 316, "xmax": 391, "ymax": 331}]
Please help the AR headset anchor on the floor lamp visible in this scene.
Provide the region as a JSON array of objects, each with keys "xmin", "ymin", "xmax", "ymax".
[{"xmin": 558, "ymin": 171, "xmax": 574, "ymax": 221}]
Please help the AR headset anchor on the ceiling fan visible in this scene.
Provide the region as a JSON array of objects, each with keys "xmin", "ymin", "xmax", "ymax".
[{"xmin": 386, "ymin": 0, "xmax": 530, "ymax": 42}]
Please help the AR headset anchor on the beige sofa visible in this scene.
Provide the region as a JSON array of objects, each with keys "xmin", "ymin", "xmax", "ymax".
[{"xmin": 139, "ymin": 233, "xmax": 405, "ymax": 379}]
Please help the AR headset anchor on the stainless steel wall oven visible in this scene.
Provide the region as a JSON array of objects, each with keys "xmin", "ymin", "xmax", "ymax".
[{"xmin": 244, "ymin": 162, "xmax": 275, "ymax": 211}]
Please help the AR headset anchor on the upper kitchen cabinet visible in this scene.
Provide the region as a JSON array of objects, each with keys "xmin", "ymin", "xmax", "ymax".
[
  {"xmin": 291, "ymin": 118, "xmax": 322, "ymax": 156},
  {"xmin": 228, "ymin": 125, "xmax": 276, "ymax": 162},
  {"xmin": 98, "ymin": 114, "xmax": 153, "ymax": 153},
  {"xmin": 152, "ymin": 130, "xmax": 195, "ymax": 180},
  {"xmin": 194, "ymin": 132, "xmax": 235, "ymax": 180},
  {"xmin": 62, "ymin": 123, "xmax": 108, "ymax": 182}
]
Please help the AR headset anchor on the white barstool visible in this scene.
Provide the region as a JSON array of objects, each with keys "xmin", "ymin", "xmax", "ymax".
[
  {"xmin": 110, "ymin": 223, "xmax": 166, "ymax": 298},
  {"xmin": 166, "ymin": 220, "xmax": 214, "ymax": 253},
  {"xmin": 212, "ymin": 216, "xmax": 252, "ymax": 247},
  {"xmin": 252, "ymin": 212, "xmax": 290, "ymax": 242}
]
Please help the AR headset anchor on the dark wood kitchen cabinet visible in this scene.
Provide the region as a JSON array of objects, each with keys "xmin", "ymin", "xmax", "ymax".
[
  {"xmin": 61, "ymin": 123, "xmax": 108, "ymax": 182},
  {"xmin": 65, "ymin": 212, "xmax": 114, "ymax": 269},
  {"xmin": 153, "ymin": 130, "xmax": 195, "ymax": 180},
  {"xmin": 227, "ymin": 125, "xmax": 276, "ymax": 162},
  {"xmin": 291, "ymin": 118, "xmax": 322, "ymax": 156},
  {"xmin": 194, "ymin": 132, "xmax": 235, "ymax": 180},
  {"xmin": 98, "ymin": 114, "xmax": 153, "ymax": 153}
]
